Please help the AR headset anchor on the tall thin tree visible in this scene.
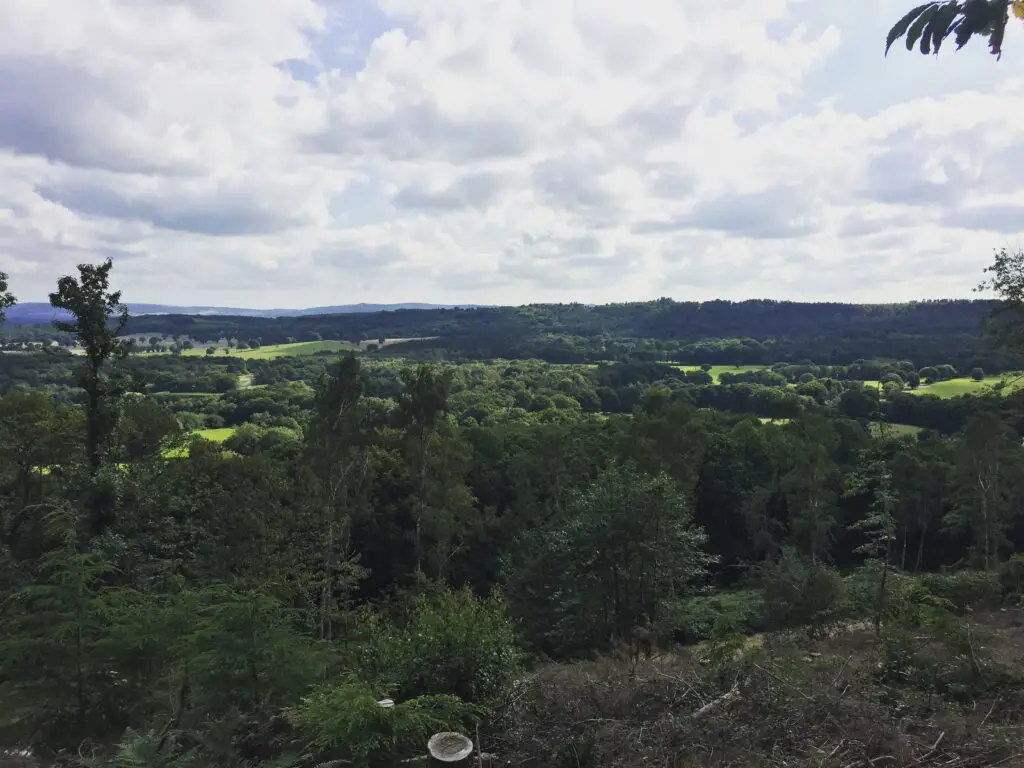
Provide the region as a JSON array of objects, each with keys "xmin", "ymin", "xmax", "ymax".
[
  {"xmin": 49, "ymin": 259, "xmax": 131, "ymax": 537},
  {"xmin": 0, "ymin": 271, "xmax": 15, "ymax": 324}
]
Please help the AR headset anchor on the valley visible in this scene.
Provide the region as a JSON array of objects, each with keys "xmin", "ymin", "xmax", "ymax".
[{"xmin": 3, "ymin": 263, "xmax": 1024, "ymax": 768}]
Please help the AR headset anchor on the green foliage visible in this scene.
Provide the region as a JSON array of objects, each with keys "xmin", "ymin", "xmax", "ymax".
[
  {"xmin": 879, "ymin": 590, "xmax": 1015, "ymax": 698},
  {"xmin": 503, "ymin": 461, "xmax": 713, "ymax": 655},
  {"xmin": 702, "ymin": 611, "xmax": 748, "ymax": 669},
  {"xmin": 0, "ymin": 270, "xmax": 15, "ymax": 324},
  {"xmin": 758, "ymin": 548, "xmax": 844, "ymax": 639},
  {"xmin": 998, "ymin": 553, "xmax": 1024, "ymax": 596},
  {"xmin": 175, "ymin": 584, "xmax": 327, "ymax": 715},
  {"xmin": 352, "ymin": 585, "xmax": 520, "ymax": 706},
  {"xmin": 293, "ymin": 675, "xmax": 483, "ymax": 768},
  {"xmin": 85, "ymin": 728, "xmax": 202, "ymax": 768},
  {"xmin": 8, "ymin": 266, "xmax": 1024, "ymax": 764},
  {"xmin": 663, "ymin": 590, "xmax": 765, "ymax": 644},
  {"xmin": 918, "ymin": 569, "xmax": 1004, "ymax": 610},
  {"xmin": 885, "ymin": 1, "xmax": 1017, "ymax": 60},
  {"xmin": 0, "ymin": 532, "xmax": 120, "ymax": 748}
]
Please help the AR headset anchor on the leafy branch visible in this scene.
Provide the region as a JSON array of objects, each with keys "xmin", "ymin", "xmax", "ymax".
[{"xmin": 886, "ymin": 0, "xmax": 1024, "ymax": 60}]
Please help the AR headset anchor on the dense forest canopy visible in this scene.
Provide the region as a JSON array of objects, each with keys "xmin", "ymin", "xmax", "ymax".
[
  {"xmin": 2, "ymin": 260, "xmax": 1024, "ymax": 767},
  {"xmin": 5, "ymin": 296, "xmax": 1014, "ymax": 371}
]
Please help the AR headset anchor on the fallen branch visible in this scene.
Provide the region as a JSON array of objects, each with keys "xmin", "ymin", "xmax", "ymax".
[
  {"xmin": 828, "ymin": 739, "xmax": 847, "ymax": 759},
  {"xmin": 978, "ymin": 697, "xmax": 1000, "ymax": 729},
  {"xmin": 690, "ymin": 683, "xmax": 741, "ymax": 720},
  {"xmin": 753, "ymin": 663, "xmax": 813, "ymax": 701}
]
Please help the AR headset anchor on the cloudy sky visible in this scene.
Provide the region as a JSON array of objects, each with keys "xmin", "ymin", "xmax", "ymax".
[{"xmin": 1, "ymin": 0, "xmax": 1023, "ymax": 308}]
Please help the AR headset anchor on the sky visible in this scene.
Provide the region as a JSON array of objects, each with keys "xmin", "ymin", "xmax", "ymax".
[{"xmin": 1, "ymin": 0, "xmax": 1023, "ymax": 309}]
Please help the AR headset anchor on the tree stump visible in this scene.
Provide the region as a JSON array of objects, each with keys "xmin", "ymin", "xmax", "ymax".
[{"xmin": 427, "ymin": 732, "xmax": 473, "ymax": 767}]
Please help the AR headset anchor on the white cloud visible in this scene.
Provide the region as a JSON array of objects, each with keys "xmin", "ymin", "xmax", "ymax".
[{"xmin": 1, "ymin": 0, "xmax": 1023, "ymax": 307}]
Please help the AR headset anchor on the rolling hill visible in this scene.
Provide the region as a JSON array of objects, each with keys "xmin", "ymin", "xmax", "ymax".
[{"xmin": 3, "ymin": 301, "xmax": 488, "ymax": 325}]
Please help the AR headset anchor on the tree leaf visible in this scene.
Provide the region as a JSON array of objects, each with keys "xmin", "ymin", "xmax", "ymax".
[
  {"xmin": 926, "ymin": 2, "xmax": 962, "ymax": 53},
  {"xmin": 886, "ymin": 2, "xmax": 940, "ymax": 54},
  {"xmin": 906, "ymin": 4, "xmax": 941, "ymax": 51},
  {"xmin": 987, "ymin": 0, "xmax": 1010, "ymax": 57}
]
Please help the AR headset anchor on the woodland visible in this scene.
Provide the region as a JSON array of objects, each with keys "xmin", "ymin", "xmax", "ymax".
[
  {"xmin": 2, "ymin": 3, "xmax": 1024, "ymax": 767},
  {"xmin": 1, "ymin": 255, "xmax": 1024, "ymax": 768}
]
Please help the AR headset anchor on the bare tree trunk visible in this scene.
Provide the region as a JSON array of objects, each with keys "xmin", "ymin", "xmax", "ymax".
[{"xmin": 915, "ymin": 522, "xmax": 928, "ymax": 572}]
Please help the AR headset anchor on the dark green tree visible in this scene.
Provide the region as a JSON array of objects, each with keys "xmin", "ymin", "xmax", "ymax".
[
  {"xmin": 844, "ymin": 446, "xmax": 899, "ymax": 633},
  {"xmin": 886, "ymin": 1, "xmax": 1024, "ymax": 60},
  {"xmin": 0, "ymin": 271, "xmax": 14, "ymax": 324},
  {"xmin": 305, "ymin": 354, "xmax": 372, "ymax": 639},
  {"xmin": 504, "ymin": 461, "xmax": 713, "ymax": 654},
  {"xmin": 395, "ymin": 364, "xmax": 464, "ymax": 576},
  {"xmin": 948, "ymin": 412, "xmax": 1023, "ymax": 570},
  {"xmin": 49, "ymin": 259, "xmax": 131, "ymax": 477}
]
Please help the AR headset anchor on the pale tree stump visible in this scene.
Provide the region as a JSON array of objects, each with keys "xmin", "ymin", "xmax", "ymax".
[{"xmin": 427, "ymin": 732, "xmax": 473, "ymax": 767}]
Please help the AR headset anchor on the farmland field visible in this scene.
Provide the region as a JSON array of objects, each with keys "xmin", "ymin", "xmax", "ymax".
[
  {"xmin": 676, "ymin": 364, "xmax": 770, "ymax": 382},
  {"xmin": 194, "ymin": 427, "xmax": 236, "ymax": 442},
  {"xmin": 163, "ymin": 427, "xmax": 238, "ymax": 459},
  {"xmin": 870, "ymin": 422, "xmax": 923, "ymax": 437},
  {"xmin": 130, "ymin": 337, "xmax": 441, "ymax": 360},
  {"xmin": 183, "ymin": 340, "xmax": 357, "ymax": 359},
  {"xmin": 908, "ymin": 374, "xmax": 1024, "ymax": 399}
]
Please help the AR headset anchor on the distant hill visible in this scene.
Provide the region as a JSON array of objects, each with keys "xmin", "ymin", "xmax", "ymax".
[
  {"xmin": 3, "ymin": 302, "xmax": 486, "ymax": 326},
  {"xmin": 1, "ymin": 298, "xmax": 1013, "ymax": 371}
]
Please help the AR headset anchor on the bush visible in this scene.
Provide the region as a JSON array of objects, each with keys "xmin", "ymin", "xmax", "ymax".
[
  {"xmin": 758, "ymin": 549, "xmax": 844, "ymax": 639},
  {"xmin": 919, "ymin": 570, "xmax": 1003, "ymax": 610},
  {"xmin": 998, "ymin": 554, "xmax": 1024, "ymax": 597},
  {"xmin": 665, "ymin": 590, "xmax": 764, "ymax": 644},
  {"xmin": 879, "ymin": 592, "xmax": 1016, "ymax": 699},
  {"xmin": 293, "ymin": 675, "xmax": 484, "ymax": 768},
  {"xmin": 840, "ymin": 563, "xmax": 924, "ymax": 627},
  {"xmin": 353, "ymin": 586, "xmax": 521, "ymax": 707}
]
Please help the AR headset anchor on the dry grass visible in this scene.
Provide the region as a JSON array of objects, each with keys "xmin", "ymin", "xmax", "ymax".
[{"xmin": 490, "ymin": 616, "xmax": 1024, "ymax": 768}]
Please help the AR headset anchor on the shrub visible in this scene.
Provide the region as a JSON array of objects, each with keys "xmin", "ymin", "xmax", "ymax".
[
  {"xmin": 998, "ymin": 554, "xmax": 1024, "ymax": 597},
  {"xmin": 758, "ymin": 549, "xmax": 844, "ymax": 639},
  {"xmin": 354, "ymin": 586, "xmax": 521, "ymax": 707},
  {"xmin": 293, "ymin": 675, "xmax": 484, "ymax": 768},
  {"xmin": 665, "ymin": 590, "xmax": 764, "ymax": 644},
  {"xmin": 879, "ymin": 592, "xmax": 1016, "ymax": 699},
  {"xmin": 919, "ymin": 570, "xmax": 1003, "ymax": 610}
]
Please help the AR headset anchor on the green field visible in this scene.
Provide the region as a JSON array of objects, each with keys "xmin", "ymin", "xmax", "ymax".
[
  {"xmin": 151, "ymin": 391, "xmax": 220, "ymax": 399},
  {"xmin": 677, "ymin": 364, "xmax": 770, "ymax": 383},
  {"xmin": 194, "ymin": 427, "xmax": 236, "ymax": 442},
  {"xmin": 187, "ymin": 340, "xmax": 357, "ymax": 360},
  {"xmin": 907, "ymin": 374, "xmax": 1024, "ymax": 399},
  {"xmin": 870, "ymin": 422, "xmax": 923, "ymax": 437},
  {"xmin": 134, "ymin": 340, "xmax": 356, "ymax": 360},
  {"xmin": 163, "ymin": 427, "xmax": 238, "ymax": 459}
]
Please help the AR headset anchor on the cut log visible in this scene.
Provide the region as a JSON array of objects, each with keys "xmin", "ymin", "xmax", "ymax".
[
  {"xmin": 690, "ymin": 683, "xmax": 741, "ymax": 720},
  {"xmin": 427, "ymin": 732, "xmax": 474, "ymax": 767}
]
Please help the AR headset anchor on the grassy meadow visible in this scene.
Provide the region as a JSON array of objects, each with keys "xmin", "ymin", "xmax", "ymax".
[
  {"xmin": 908, "ymin": 374, "xmax": 1024, "ymax": 398},
  {"xmin": 163, "ymin": 427, "xmax": 238, "ymax": 459},
  {"xmin": 676, "ymin": 364, "xmax": 770, "ymax": 382},
  {"xmin": 178, "ymin": 340, "xmax": 357, "ymax": 360}
]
